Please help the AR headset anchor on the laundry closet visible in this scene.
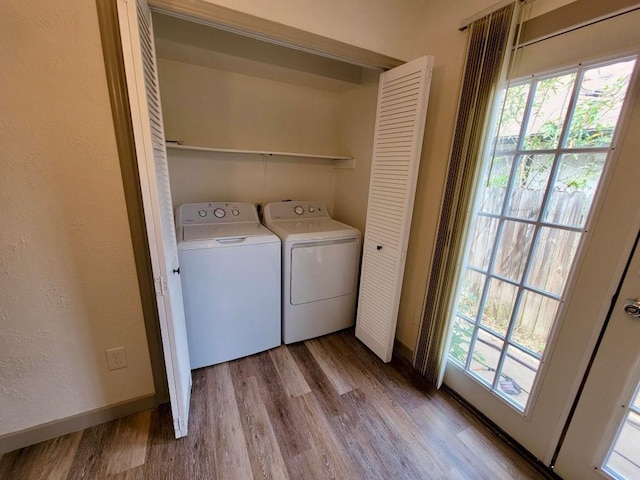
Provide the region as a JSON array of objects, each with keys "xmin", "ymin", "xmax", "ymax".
[
  {"xmin": 151, "ymin": 12, "xmax": 380, "ymax": 233},
  {"xmin": 117, "ymin": 0, "xmax": 432, "ymax": 439}
]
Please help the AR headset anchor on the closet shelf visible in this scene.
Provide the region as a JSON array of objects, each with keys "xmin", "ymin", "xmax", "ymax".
[{"xmin": 165, "ymin": 143, "xmax": 356, "ymax": 169}]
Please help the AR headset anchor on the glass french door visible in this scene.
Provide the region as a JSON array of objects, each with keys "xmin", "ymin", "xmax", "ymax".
[{"xmin": 444, "ymin": 54, "xmax": 640, "ymax": 461}]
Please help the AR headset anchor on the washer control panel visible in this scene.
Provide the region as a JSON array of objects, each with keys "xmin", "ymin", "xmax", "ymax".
[
  {"xmin": 177, "ymin": 202, "xmax": 259, "ymax": 226},
  {"xmin": 264, "ymin": 201, "xmax": 329, "ymax": 221}
]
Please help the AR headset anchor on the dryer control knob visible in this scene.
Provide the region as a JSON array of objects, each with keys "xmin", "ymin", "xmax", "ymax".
[
  {"xmin": 231, "ymin": 209, "xmax": 239, "ymax": 216},
  {"xmin": 198, "ymin": 210, "xmax": 207, "ymax": 217},
  {"xmin": 308, "ymin": 206, "xmax": 315, "ymax": 213},
  {"xmin": 213, "ymin": 208, "xmax": 226, "ymax": 218},
  {"xmin": 294, "ymin": 206, "xmax": 304, "ymax": 215}
]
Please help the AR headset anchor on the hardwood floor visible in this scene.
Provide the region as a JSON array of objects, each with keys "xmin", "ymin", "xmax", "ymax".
[{"xmin": 0, "ymin": 331, "xmax": 547, "ymax": 479}]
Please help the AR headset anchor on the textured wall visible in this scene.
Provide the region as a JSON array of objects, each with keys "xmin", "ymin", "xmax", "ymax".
[{"xmin": 0, "ymin": 0, "xmax": 154, "ymax": 436}]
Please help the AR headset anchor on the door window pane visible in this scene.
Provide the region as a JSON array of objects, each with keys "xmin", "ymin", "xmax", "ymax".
[
  {"xmin": 482, "ymin": 279, "xmax": 518, "ymax": 336},
  {"xmin": 449, "ymin": 316, "xmax": 474, "ymax": 366},
  {"xmin": 506, "ymin": 154, "xmax": 555, "ymax": 220},
  {"xmin": 470, "ymin": 329, "xmax": 503, "ymax": 386},
  {"xmin": 512, "ymin": 290, "xmax": 560, "ymax": 355},
  {"xmin": 498, "ymin": 346, "xmax": 540, "ymax": 409},
  {"xmin": 604, "ymin": 410, "xmax": 640, "ymax": 480},
  {"xmin": 544, "ymin": 152, "xmax": 607, "ymax": 227},
  {"xmin": 495, "ymin": 84, "xmax": 530, "ymax": 152},
  {"xmin": 479, "ymin": 155, "xmax": 513, "ymax": 214},
  {"xmin": 458, "ymin": 269, "xmax": 487, "ymax": 320},
  {"xmin": 493, "ymin": 221, "xmax": 535, "ymax": 283},
  {"xmin": 467, "ymin": 216, "xmax": 499, "ymax": 270},
  {"xmin": 527, "ymin": 227, "xmax": 581, "ymax": 296},
  {"xmin": 524, "ymin": 74, "xmax": 576, "ymax": 150},
  {"xmin": 565, "ymin": 60, "xmax": 635, "ymax": 148}
]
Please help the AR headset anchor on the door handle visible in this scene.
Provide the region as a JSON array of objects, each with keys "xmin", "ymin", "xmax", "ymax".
[{"xmin": 623, "ymin": 298, "xmax": 640, "ymax": 317}]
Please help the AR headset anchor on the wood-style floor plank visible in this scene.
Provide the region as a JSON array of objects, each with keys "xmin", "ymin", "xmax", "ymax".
[
  {"xmin": 268, "ymin": 346, "xmax": 311, "ymax": 398},
  {"xmin": 230, "ymin": 351, "xmax": 312, "ymax": 465},
  {"xmin": 141, "ymin": 404, "xmax": 186, "ymax": 479},
  {"xmin": 305, "ymin": 338, "xmax": 358, "ymax": 395},
  {"xmin": 233, "ymin": 375, "xmax": 290, "ymax": 480},
  {"xmin": 105, "ymin": 411, "xmax": 151, "ymax": 476},
  {"xmin": 107, "ymin": 465, "xmax": 143, "ymax": 479},
  {"xmin": 207, "ymin": 363, "xmax": 253, "ymax": 480},
  {"xmin": 286, "ymin": 342, "xmax": 347, "ymax": 419},
  {"xmin": 320, "ymin": 334, "xmax": 449, "ymax": 477},
  {"xmin": 0, "ymin": 330, "xmax": 547, "ymax": 480},
  {"xmin": 180, "ymin": 368, "xmax": 218, "ymax": 479},
  {"xmin": 458, "ymin": 425, "xmax": 543, "ymax": 480},
  {"xmin": 332, "ymin": 388, "xmax": 424, "ymax": 480},
  {"xmin": 293, "ymin": 392, "xmax": 360, "ymax": 479},
  {"xmin": 0, "ymin": 431, "xmax": 81, "ymax": 480},
  {"xmin": 66, "ymin": 420, "xmax": 117, "ymax": 479}
]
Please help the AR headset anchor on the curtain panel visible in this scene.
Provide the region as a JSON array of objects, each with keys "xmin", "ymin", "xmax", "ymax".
[{"xmin": 413, "ymin": 2, "xmax": 518, "ymax": 386}]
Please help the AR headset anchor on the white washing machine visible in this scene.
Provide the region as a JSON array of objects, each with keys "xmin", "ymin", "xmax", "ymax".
[
  {"xmin": 263, "ymin": 201, "xmax": 362, "ymax": 344},
  {"xmin": 176, "ymin": 202, "xmax": 281, "ymax": 369}
]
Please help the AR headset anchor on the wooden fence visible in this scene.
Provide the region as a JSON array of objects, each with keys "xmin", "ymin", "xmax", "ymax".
[{"xmin": 462, "ymin": 188, "xmax": 588, "ymax": 353}]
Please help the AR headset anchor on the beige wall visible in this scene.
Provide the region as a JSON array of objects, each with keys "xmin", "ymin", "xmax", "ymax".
[
  {"xmin": 167, "ymin": 150, "xmax": 340, "ymax": 214},
  {"xmin": 158, "ymin": 58, "xmax": 344, "ymax": 155},
  {"xmin": 201, "ymin": 0, "xmax": 430, "ymax": 61},
  {"xmin": 158, "ymin": 58, "xmax": 346, "ymax": 211},
  {"xmin": 333, "ymin": 70, "xmax": 380, "ymax": 232},
  {"xmin": 0, "ymin": 0, "xmax": 154, "ymax": 436}
]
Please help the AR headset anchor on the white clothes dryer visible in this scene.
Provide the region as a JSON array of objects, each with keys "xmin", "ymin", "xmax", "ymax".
[
  {"xmin": 176, "ymin": 202, "xmax": 281, "ymax": 369},
  {"xmin": 263, "ymin": 201, "xmax": 362, "ymax": 344}
]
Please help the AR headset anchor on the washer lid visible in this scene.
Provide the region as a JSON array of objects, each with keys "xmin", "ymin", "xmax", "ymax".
[
  {"xmin": 178, "ymin": 222, "xmax": 280, "ymax": 250},
  {"xmin": 265, "ymin": 218, "xmax": 361, "ymax": 242}
]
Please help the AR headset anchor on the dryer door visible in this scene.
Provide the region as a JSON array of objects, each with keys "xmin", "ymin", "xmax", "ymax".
[{"xmin": 291, "ymin": 239, "xmax": 358, "ymax": 305}]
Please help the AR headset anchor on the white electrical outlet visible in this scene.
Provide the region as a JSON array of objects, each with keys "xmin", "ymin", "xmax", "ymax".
[{"xmin": 106, "ymin": 346, "xmax": 128, "ymax": 371}]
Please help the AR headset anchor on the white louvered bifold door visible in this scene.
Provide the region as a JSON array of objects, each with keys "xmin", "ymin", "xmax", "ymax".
[
  {"xmin": 117, "ymin": 0, "xmax": 192, "ymax": 438},
  {"xmin": 356, "ymin": 56, "xmax": 434, "ymax": 362}
]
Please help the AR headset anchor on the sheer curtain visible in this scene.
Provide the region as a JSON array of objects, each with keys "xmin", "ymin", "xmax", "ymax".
[{"xmin": 413, "ymin": 1, "xmax": 520, "ymax": 386}]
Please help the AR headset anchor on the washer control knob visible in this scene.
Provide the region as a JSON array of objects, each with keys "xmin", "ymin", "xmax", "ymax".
[
  {"xmin": 294, "ymin": 206, "xmax": 304, "ymax": 215},
  {"xmin": 231, "ymin": 208, "xmax": 239, "ymax": 216},
  {"xmin": 308, "ymin": 206, "xmax": 315, "ymax": 213},
  {"xmin": 213, "ymin": 208, "xmax": 226, "ymax": 218},
  {"xmin": 198, "ymin": 210, "xmax": 207, "ymax": 217}
]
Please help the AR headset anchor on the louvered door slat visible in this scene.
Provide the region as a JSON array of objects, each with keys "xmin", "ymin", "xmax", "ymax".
[
  {"xmin": 378, "ymin": 131, "xmax": 414, "ymax": 139},
  {"xmin": 381, "ymin": 82, "xmax": 420, "ymax": 97},
  {"xmin": 369, "ymin": 197, "xmax": 406, "ymax": 208},
  {"xmin": 374, "ymin": 161, "xmax": 411, "ymax": 167},
  {"xmin": 356, "ymin": 55, "xmax": 433, "ymax": 362}
]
